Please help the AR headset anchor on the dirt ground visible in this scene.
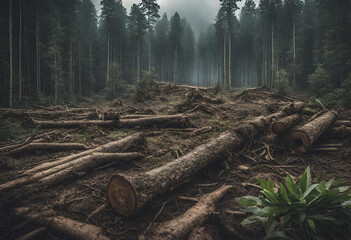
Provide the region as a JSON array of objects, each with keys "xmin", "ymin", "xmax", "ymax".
[{"xmin": 0, "ymin": 83, "xmax": 350, "ymax": 240}]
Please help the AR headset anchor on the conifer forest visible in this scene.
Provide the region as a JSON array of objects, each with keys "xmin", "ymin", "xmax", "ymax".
[{"xmin": 0, "ymin": 0, "xmax": 351, "ymax": 239}]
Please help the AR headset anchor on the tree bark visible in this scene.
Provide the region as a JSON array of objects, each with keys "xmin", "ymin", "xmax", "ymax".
[
  {"xmin": 15, "ymin": 208, "xmax": 110, "ymax": 240},
  {"xmin": 271, "ymin": 114, "xmax": 301, "ymax": 136},
  {"xmin": 22, "ymin": 133, "xmax": 145, "ymax": 175},
  {"xmin": 0, "ymin": 153, "xmax": 143, "ymax": 193},
  {"xmin": 285, "ymin": 110, "xmax": 338, "ymax": 153},
  {"xmin": 7, "ymin": 142, "xmax": 88, "ymax": 155},
  {"xmin": 9, "ymin": 0, "xmax": 13, "ymax": 107},
  {"xmin": 35, "ymin": 114, "xmax": 188, "ymax": 129},
  {"xmin": 36, "ymin": 0, "xmax": 40, "ymax": 95},
  {"xmin": 139, "ymin": 185, "xmax": 232, "ymax": 240},
  {"xmin": 19, "ymin": 0, "xmax": 22, "ymax": 102},
  {"xmin": 107, "ymin": 102, "xmax": 305, "ymax": 216}
]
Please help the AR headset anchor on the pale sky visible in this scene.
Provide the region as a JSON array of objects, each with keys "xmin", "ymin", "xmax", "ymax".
[{"xmin": 92, "ymin": 0, "xmax": 260, "ymax": 37}]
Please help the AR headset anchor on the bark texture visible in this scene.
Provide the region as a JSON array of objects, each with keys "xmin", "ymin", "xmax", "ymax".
[
  {"xmin": 139, "ymin": 185, "xmax": 232, "ymax": 240},
  {"xmin": 35, "ymin": 119, "xmax": 119, "ymax": 128},
  {"xmin": 285, "ymin": 110, "xmax": 338, "ymax": 153},
  {"xmin": 107, "ymin": 102, "xmax": 305, "ymax": 216},
  {"xmin": 15, "ymin": 208, "xmax": 109, "ymax": 240},
  {"xmin": 271, "ymin": 114, "xmax": 301, "ymax": 136},
  {"xmin": 23, "ymin": 133, "xmax": 144, "ymax": 176},
  {"xmin": 0, "ymin": 153, "xmax": 143, "ymax": 193},
  {"xmin": 7, "ymin": 143, "xmax": 88, "ymax": 155}
]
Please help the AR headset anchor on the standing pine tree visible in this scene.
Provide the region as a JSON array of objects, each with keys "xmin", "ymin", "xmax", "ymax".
[
  {"xmin": 169, "ymin": 12, "xmax": 182, "ymax": 83},
  {"xmin": 219, "ymin": 0, "xmax": 240, "ymax": 90},
  {"xmin": 140, "ymin": 0, "xmax": 160, "ymax": 72},
  {"xmin": 129, "ymin": 4, "xmax": 147, "ymax": 83}
]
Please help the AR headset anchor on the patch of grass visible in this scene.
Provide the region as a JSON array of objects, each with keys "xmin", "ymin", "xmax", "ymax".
[
  {"xmin": 108, "ymin": 130, "xmax": 128, "ymax": 140},
  {"xmin": 0, "ymin": 118, "xmax": 32, "ymax": 142},
  {"xmin": 212, "ymin": 120, "xmax": 231, "ymax": 133}
]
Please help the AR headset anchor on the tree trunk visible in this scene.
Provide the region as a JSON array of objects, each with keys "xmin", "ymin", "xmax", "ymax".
[
  {"xmin": 107, "ymin": 35, "xmax": 110, "ymax": 85},
  {"xmin": 271, "ymin": 114, "xmax": 301, "ymax": 136},
  {"xmin": 69, "ymin": 39, "xmax": 73, "ymax": 96},
  {"xmin": 15, "ymin": 208, "xmax": 110, "ymax": 240},
  {"xmin": 107, "ymin": 102, "xmax": 305, "ymax": 216},
  {"xmin": 271, "ymin": 19, "xmax": 274, "ymax": 89},
  {"xmin": 9, "ymin": 0, "xmax": 13, "ymax": 107},
  {"xmin": 7, "ymin": 142, "xmax": 88, "ymax": 155},
  {"xmin": 139, "ymin": 185, "xmax": 232, "ymax": 240},
  {"xmin": 35, "ymin": 153, "xmax": 144, "ymax": 188},
  {"xmin": 89, "ymin": 28, "xmax": 93, "ymax": 95},
  {"xmin": 173, "ymin": 44, "xmax": 178, "ymax": 83},
  {"xmin": 223, "ymin": 35, "xmax": 226, "ymax": 89},
  {"xmin": 78, "ymin": 42, "xmax": 82, "ymax": 96},
  {"xmin": 285, "ymin": 110, "xmax": 338, "ymax": 153},
  {"xmin": 54, "ymin": 45, "xmax": 58, "ymax": 104},
  {"xmin": 293, "ymin": 16, "xmax": 296, "ymax": 88},
  {"xmin": 19, "ymin": 0, "xmax": 22, "ymax": 102},
  {"xmin": 0, "ymin": 152, "xmax": 143, "ymax": 193},
  {"xmin": 148, "ymin": 29, "xmax": 151, "ymax": 72},
  {"xmin": 36, "ymin": 0, "xmax": 40, "ymax": 95},
  {"xmin": 137, "ymin": 38, "xmax": 141, "ymax": 83},
  {"xmin": 228, "ymin": 34, "xmax": 232, "ymax": 90},
  {"xmin": 22, "ymin": 133, "xmax": 145, "ymax": 176}
]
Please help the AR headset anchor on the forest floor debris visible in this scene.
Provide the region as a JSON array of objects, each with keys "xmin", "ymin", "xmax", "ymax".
[{"xmin": 0, "ymin": 83, "xmax": 350, "ymax": 239}]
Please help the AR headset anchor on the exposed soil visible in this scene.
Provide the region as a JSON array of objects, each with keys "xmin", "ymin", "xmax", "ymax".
[{"xmin": 0, "ymin": 83, "xmax": 350, "ymax": 240}]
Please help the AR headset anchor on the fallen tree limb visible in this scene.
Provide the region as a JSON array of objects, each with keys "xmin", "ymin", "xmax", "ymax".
[
  {"xmin": 271, "ymin": 114, "xmax": 301, "ymax": 136},
  {"xmin": 35, "ymin": 119, "xmax": 119, "ymax": 128},
  {"xmin": 285, "ymin": 110, "xmax": 338, "ymax": 153},
  {"xmin": 107, "ymin": 102, "xmax": 305, "ymax": 216},
  {"xmin": 22, "ymin": 133, "xmax": 144, "ymax": 176},
  {"xmin": 327, "ymin": 126, "xmax": 351, "ymax": 138},
  {"xmin": 35, "ymin": 152, "xmax": 144, "ymax": 188},
  {"xmin": 7, "ymin": 143, "xmax": 88, "ymax": 155},
  {"xmin": 118, "ymin": 114, "xmax": 189, "ymax": 128},
  {"xmin": 0, "ymin": 152, "xmax": 143, "ymax": 192},
  {"xmin": 333, "ymin": 120, "xmax": 351, "ymax": 127},
  {"xmin": 15, "ymin": 208, "xmax": 109, "ymax": 240},
  {"xmin": 16, "ymin": 227, "xmax": 46, "ymax": 240},
  {"xmin": 35, "ymin": 114, "xmax": 188, "ymax": 129},
  {"xmin": 139, "ymin": 185, "xmax": 232, "ymax": 240}
]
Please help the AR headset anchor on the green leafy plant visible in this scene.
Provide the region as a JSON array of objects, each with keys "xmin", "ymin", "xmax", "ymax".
[{"xmin": 236, "ymin": 167, "xmax": 351, "ymax": 240}]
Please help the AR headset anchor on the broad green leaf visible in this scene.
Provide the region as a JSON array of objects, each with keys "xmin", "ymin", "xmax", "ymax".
[
  {"xmin": 333, "ymin": 179, "xmax": 346, "ymax": 188},
  {"xmin": 263, "ymin": 189, "xmax": 279, "ymax": 204},
  {"xmin": 326, "ymin": 178, "xmax": 335, "ymax": 190},
  {"xmin": 308, "ymin": 219, "xmax": 316, "ymax": 233},
  {"xmin": 257, "ymin": 206, "xmax": 289, "ymax": 217},
  {"xmin": 241, "ymin": 216, "xmax": 267, "ymax": 225},
  {"xmin": 279, "ymin": 184, "xmax": 292, "ymax": 204},
  {"xmin": 236, "ymin": 196, "xmax": 262, "ymax": 207},
  {"xmin": 313, "ymin": 175, "xmax": 321, "ymax": 184},
  {"xmin": 299, "ymin": 166, "xmax": 311, "ymax": 192},
  {"xmin": 302, "ymin": 184, "xmax": 319, "ymax": 199},
  {"xmin": 299, "ymin": 212, "xmax": 306, "ymax": 225},
  {"xmin": 263, "ymin": 231, "xmax": 292, "ymax": 240},
  {"xmin": 244, "ymin": 206, "xmax": 261, "ymax": 214},
  {"xmin": 258, "ymin": 178, "xmax": 274, "ymax": 193},
  {"xmin": 338, "ymin": 186, "xmax": 350, "ymax": 192},
  {"xmin": 309, "ymin": 215, "xmax": 338, "ymax": 223},
  {"xmin": 315, "ymin": 99, "xmax": 325, "ymax": 109},
  {"xmin": 342, "ymin": 200, "xmax": 351, "ymax": 207},
  {"xmin": 286, "ymin": 175, "xmax": 302, "ymax": 200}
]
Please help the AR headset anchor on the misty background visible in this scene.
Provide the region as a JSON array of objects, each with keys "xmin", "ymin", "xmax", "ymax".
[{"xmin": 92, "ymin": 0, "xmax": 260, "ymax": 37}]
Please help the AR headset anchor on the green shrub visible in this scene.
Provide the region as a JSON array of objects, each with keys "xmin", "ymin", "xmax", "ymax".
[
  {"xmin": 308, "ymin": 65, "xmax": 333, "ymax": 97},
  {"xmin": 105, "ymin": 62, "xmax": 125, "ymax": 99},
  {"xmin": 275, "ymin": 69, "xmax": 290, "ymax": 95},
  {"xmin": 135, "ymin": 68, "xmax": 159, "ymax": 100},
  {"xmin": 236, "ymin": 167, "xmax": 351, "ymax": 240}
]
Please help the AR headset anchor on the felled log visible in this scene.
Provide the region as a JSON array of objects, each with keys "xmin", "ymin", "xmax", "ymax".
[
  {"xmin": 0, "ymin": 152, "xmax": 143, "ymax": 192},
  {"xmin": 16, "ymin": 227, "xmax": 46, "ymax": 240},
  {"xmin": 333, "ymin": 120, "xmax": 351, "ymax": 127},
  {"xmin": 7, "ymin": 143, "xmax": 88, "ymax": 155},
  {"xmin": 285, "ymin": 110, "xmax": 338, "ymax": 153},
  {"xmin": 118, "ymin": 114, "xmax": 189, "ymax": 128},
  {"xmin": 15, "ymin": 208, "xmax": 109, "ymax": 240},
  {"xmin": 35, "ymin": 119, "xmax": 119, "ymax": 128},
  {"xmin": 120, "ymin": 114, "xmax": 155, "ymax": 119},
  {"xmin": 35, "ymin": 114, "xmax": 188, "ymax": 129},
  {"xmin": 271, "ymin": 114, "xmax": 301, "ymax": 136},
  {"xmin": 107, "ymin": 102, "xmax": 305, "ymax": 216},
  {"xmin": 22, "ymin": 133, "xmax": 144, "ymax": 176},
  {"xmin": 35, "ymin": 152, "xmax": 144, "ymax": 188},
  {"xmin": 139, "ymin": 185, "xmax": 232, "ymax": 240}
]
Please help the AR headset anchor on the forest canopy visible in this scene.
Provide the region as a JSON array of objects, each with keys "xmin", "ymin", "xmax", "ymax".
[{"xmin": 0, "ymin": 0, "xmax": 350, "ymax": 107}]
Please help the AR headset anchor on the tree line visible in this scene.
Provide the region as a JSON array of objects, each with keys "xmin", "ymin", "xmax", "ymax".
[{"xmin": 1, "ymin": 0, "xmax": 350, "ymax": 107}]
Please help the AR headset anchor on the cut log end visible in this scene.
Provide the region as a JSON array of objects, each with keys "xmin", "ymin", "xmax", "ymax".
[
  {"xmin": 107, "ymin": 175, "xmax": 137, "ymax": 216},
  {"xmin": 271, "ymin": 122, "xmax": 286, "ymax": 136},
  {"xmin": 285, "ymin": 130, "xmax": 310, "ymax": 153}
]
